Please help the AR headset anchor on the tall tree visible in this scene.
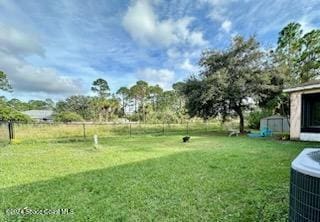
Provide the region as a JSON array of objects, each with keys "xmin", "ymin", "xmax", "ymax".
[
  {"xmin": 91, "ymin": 78, "xmax": 110, "ymax": 98},
  {"xmin": 116, "ymin": 86, "xmax": 130, "ymax": 117},
  {"xmin": 149, "ymin": 84, "xmax": 163, "ymax": 111},
  {"xmin": 130, "ymin": 81, "xmax": 150, "ymax": 122},
  {"xmin": 133, "ymin": 81, "xmax": 149, "ymax": 123},
  {"xmin": 129, "ymin": 85, "xmax": 139, "ymax": 113},
  {"xmin": 299, "ymin": 30, "xmax": 320, "ymax": 82},
  {"xmin": 172, "ymin": 82, "xmax": 187, "ymax": 123},
  {"xmin": 172, "ymin": 82, "xmax": 185, "ymax": 110},
  {"xmin": 55, "ymin": 96, "xmax": 93, "ymax": 120},
  {"xmin": 183, "ymin": 36, "xmax": 279, "ymax": 133},
  {"xmin": 0, "ymin": 71, "xmax": 12, "ymax": 92},
  {"xmin": 91, "ymin": 78, "xmax": 111, "ymax": 121},
  {"xmin": 276, "ymin": 22, "xmax": 320, "ymax": 84}
]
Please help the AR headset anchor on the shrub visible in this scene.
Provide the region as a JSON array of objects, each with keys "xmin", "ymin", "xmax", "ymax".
[
  {"xmin": 127, "ymin": 113, "xmax": 140, "ymax": 122},
  {"xmin": 54, "ymin": 111, "xmax": 83, "ymax": 123},
  {"xmin": 0, "ymin": 106, "xmax": 32, "ymax": 122},
  {"xmin": 247, "ymin": 110, "xmax": 272, "ymax": 129}
]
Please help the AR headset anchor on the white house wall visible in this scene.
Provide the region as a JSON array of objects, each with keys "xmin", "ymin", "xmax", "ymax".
[
  {"xmin": 290, "ymin": 92, "xmax": 301, "ymax": 140},
  {"xmin": 300, "ymin": 133, "xmax": 320, "ymax": 142},
  {"xmin": 287, "ymin": 88, "xmax": 320, "ymax": 141}
]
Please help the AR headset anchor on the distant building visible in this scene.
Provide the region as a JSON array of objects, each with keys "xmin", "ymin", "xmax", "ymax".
[
  {"xmin": 22, "ymin": 110, "xmax": 54, "ymax": 122},
  {"xmin": 284, "ymin": 80, "xmax": 320, "ymax": 141}
]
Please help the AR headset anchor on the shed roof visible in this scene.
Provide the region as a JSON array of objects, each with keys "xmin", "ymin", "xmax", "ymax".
[
  {"xmin": 22, "ymin": 110, "xmax": 53, "ymax": 119},
  {"xmin": 283, "ymin": 80, "xmax": 320, "ymax": 93},
  {"xmin": 261, "ymin": 115, "xmax": 288, "ymax": 120}
]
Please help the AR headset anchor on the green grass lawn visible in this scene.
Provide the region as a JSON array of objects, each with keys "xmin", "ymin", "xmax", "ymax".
[{"xmin": 1, "ymin": 133, "xmax": 319, "ymax": 221}]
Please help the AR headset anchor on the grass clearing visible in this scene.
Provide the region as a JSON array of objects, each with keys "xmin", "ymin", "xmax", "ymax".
[
  {"xmin": 12, "ymin": 122, "xmax": 222, "ymax": 143},
  {"xmin": 1, "ymin": 133, "xmax": 319, "ymax": 221}
]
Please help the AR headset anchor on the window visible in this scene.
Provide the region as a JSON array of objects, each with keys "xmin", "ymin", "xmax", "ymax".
[{"xmin": 302, "ymin": 93, "xmax": 320, "ymax": 132}]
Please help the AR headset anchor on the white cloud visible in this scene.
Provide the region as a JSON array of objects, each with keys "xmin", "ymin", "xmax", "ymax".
[
  {"xmin": 179, "ymin": 59, "xmax": 198, "ymax": 73},
  {"xmin": 166, "ymin": 47, "xmax": 202, "ymax": 76},
  {"xmin": 199, "ymin": 0, "xmax": 235, "ymax": 34},
  {"xmin": 0, "ymin": 23, "xmax": 83, "ymax": 95},
  {"xmin": 0, "ymin": 23, "xmax": 44, "ymax": 56},
  {"xmin": 189, "ymin": 31, "xmax": 208, "ymax": 46},
  {"xmin": 299, "ymin": 16, "xmax": 317, "ymax": 34},
  {"xmin": 230, "ymin": 0, "xmax": 319, "ymax": 38},
  {"xmin": 221, "ymin": 20, "xmax": 232, "ymax": 33},
  {"xmin": 167, "ymin": 48, "xmax": 181, "ymax": 59},
  {"xmin": 122, "ymin": 0, "xmax": 208, "ymax": 47},
  {"xmin": 136, "ymin": 68, "xmax": 175, "ymax": 89},
  {"xmin": 0, "ymin": 51, "xmax": 83, "ymax": 95}
]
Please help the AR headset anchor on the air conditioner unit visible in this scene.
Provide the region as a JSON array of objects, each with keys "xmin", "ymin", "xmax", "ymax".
[{"xmin": 289, "ymin": 148, "xmax": 320, "ymax": 221}]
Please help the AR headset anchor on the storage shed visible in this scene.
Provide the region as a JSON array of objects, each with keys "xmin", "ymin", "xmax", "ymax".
[{"xmin": 260, "ymin": 115, "xmax": 289, "ymax": 132}]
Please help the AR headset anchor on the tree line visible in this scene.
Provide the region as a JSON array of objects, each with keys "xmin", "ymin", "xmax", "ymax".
[
  {"xmin": 53, "ymin": 79, "xmax": 186, "ymax": 123},
  {"xmin": 0, "ymin": 22, "xmax": 319, "ymax": 131},
  {"xmin": 0, "ymin": 76, "xmax": 186, "ymax": 123}
]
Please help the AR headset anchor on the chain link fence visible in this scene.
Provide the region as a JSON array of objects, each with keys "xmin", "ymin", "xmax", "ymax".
[
  {"xmin": 9, "ymin": 121, "xmax": 222, "ymax": 143},
  {"xmin": 0, "ymin": 122, "xmax": 10, "ymax": 146}
]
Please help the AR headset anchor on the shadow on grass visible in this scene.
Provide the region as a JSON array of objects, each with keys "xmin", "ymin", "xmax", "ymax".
[{"xmin": 1, "ymin": 147, "xmax": 290, "ymax": 222}]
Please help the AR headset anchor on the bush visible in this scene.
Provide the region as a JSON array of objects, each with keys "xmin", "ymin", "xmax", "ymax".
[
  {"xmin": 127, "ymin": 113, "xmax": 140, "ymax": 122},
  {"xmin": 247, "ymin": 110, "xmax": 272, "ymax": 129},
  {"xmin": 54, "ymin": 111, "xmax": 83, "ymax": 123},
  {"xmin": 0, "ymin": 106, "xmax": 32, "ymax": 122}
]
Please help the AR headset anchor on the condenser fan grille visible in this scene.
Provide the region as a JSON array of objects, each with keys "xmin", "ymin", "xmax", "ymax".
[
  {"xmin": 289, "ymin": 148, "xmax": 320, "ymax": 222},
  {"xmin": 308, "ymin": 150, "xmax": 320, "ymax": 164}
]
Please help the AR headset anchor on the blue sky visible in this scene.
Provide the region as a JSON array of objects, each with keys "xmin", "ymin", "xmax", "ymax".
[{"xmin": 0, "ymin": 0, "xmax": 319, "ymax": 100}]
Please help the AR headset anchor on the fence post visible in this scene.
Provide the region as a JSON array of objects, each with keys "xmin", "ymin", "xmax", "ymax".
[
  {"xmin": 129, "ymin": 123, "xmax": 132, "ymax": 137},
  {"xmin": 8, "ymin": 121, "xmax": 14, "ymax": 143},
  {"xmin": 8, "ymin": 122, "xmax": 10, "ymax": 141},
  {"xmin": 83, "ymin": 123, "xmax": 86, "ymax": 140},
  {"xmin": 12, "ymin": 122, "xmax": 14, "ymax": 140},
  {"xmin": 205, "ymin": 120, "xmax": 208, "ymax": 133},
  {"xmin": 186, "ymin": 121, "xmax": 189, "ymax": 135},
  {"xmin": 163, "ymin": 122, "xmax": 165, "ymax": 136}
]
